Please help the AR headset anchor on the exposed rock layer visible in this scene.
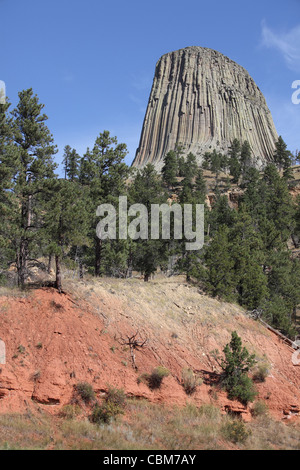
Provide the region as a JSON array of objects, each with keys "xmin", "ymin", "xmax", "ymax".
[{"xmin": 133, "ymin": 46, "xmax": 278, "ymax": 169}]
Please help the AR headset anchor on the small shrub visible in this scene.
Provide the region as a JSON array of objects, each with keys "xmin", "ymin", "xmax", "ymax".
[
  {"xmin": 36, "ymin": 342, "xmax": 43, "ymax": 349},
  {"xmin": 17, "ymin": 345, "xmax": 26, "ymax": 354},
  {"xmin": 75, "ymin": 382, "xmax": 95, "ymax": 404},
  {"xmin": 90, "ymin": 387, "xmax": 126, "ymax": 425},
  {"xmin": 105, "ymin": 387, "xmax": 126, "ymax": 408},
  {"xmin": 90, "ymin": 401, "xmax": 123, "ymax": 425},
  {"xmin": 181, "ymin": 368, "xmax": 203, "ymax": 395},
  {"xmin": 140, "ymin": 366, "xmax": 170, "ymax": 390},
  {"xmin": 222, "ymin": 419, "xmax": 251, "ymax": 444},
  {"xmin": 251, "ymin": 400, "xmax": 269, "ymax": 418},
  {"xmin": 252, "ymin": 363, "xmax": 269, "ymax": 383}
]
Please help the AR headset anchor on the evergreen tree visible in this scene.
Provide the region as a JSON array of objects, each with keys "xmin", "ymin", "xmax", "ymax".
[
  {"xmin": 240, "ymin": 140, "xmax": 252, "ymax": 175},
  {"xmin": 179, "ymin": 153, "xmax": 198, "ymax": 203},
  {"xmin": 229, "ymin": 209, "xmax": 267, "ymax": 309},
  {"xmin": 219, "ymin": 331, "xmax": 257, "ymax": 404},
  {"xmin": 228, "ymin": 138, "xmax": 241, "ymax": 184},
  {"xmin": 203, "ymin": 225, "xmax": 235, "ymax": 299},
  {"xmin": 202, "ymin": 149, "xmax": 227, "ymax": 188},
  {"xmin": 194, "ymin": 168, "xmax": 207, "ymax": 203},
  {"xmin": 208, "ymin": 193, "xmax": 237, "ymax": 235},
  {"xmin": 273, "ymin": 136, "xmax": 292, "ymax": 171},
  {"xmin": 10, "ymin": 88, "xmax": 57, "ymax": 287},
  {"xmin": 0, "ymin": 99, "xmax": 17, "ymax": 271},
  {"xmin": 79, "ymin": 131, "xmax": 129, "ymax": 277},
  {"xmin": 62, "ymin": 145, "xmax": 80, "ymax": 181},
  {"xmin": 42, "ymin": 179, "xmax": 89, "ymax": 292},
  {"xmin": 129, "ymin": 164, "xmax": 168, "ymax": 281},
  {"xmin": 161, "ymin": 150, "xmax": 178, "ymax": 189}
]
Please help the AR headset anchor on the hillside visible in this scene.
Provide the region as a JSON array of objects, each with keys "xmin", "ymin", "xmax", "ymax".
[{"xmin": 0, "ymin": 275, "xmax": 299, "ymax": 425}]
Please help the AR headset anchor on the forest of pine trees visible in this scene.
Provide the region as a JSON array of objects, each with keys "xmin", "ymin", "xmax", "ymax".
[{"xmin": 1, "ymin": 89, "xmax": 300, "ymax": 338}]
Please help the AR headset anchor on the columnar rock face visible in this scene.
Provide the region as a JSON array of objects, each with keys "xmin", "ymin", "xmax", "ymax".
[{"xmin": 132, "ymin": 46, "xmax": 278, "ymax": 169}]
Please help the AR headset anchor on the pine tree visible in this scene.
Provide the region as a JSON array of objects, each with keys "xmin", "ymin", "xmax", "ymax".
[
  {"xmin": 10, "ymin": 89, "xmax": 57, "ymax": 287},
  {"xmin": 161, "ymin": 150, "xmax": 178, "ymax": 189},
  {"xmin": 229, "ymin": 209, "xmax": 267, "ymax": 309},
  {"xmin": 228, "ymin": 138, "xmax": 241, "ymax": 184},
  {"xmin": 129, "ymin": 164, "xmax": 168, "ymax": 281},
  {"xmin": 0, "ymin": 99, "xmax": 17, "ymax": 271},
  {"xmin": 79, "ymin": 131, "xmax": 129, "ymax": 277},
  {"xmin": 42, "ymin": 179, "xmax": 89, "ymax": 292},
  {"xmin": 273, "ymin": 136, "xmax": 292, "ymax": 172},
  {"xmin": 220, "ymin": 331, "xmax": 257, "ymax": 404},
  {"xmin": 62, "ymin": 145, "xmax": 80, "ymax": 181},
  {"xmin": 194, "ymin": 168, "xmax": 207, "ymax": 203},
  {"xmin": 203, "ymin": 225, "xmax": 235, "ymax": 299},
  {"xmin": 240, "ymin": 140, "xmax": 252, "ymax": 175}
]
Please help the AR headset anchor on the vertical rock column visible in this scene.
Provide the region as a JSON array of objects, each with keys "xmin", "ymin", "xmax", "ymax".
[{"xmin": 132, "ymin": 46, "xmax": 278, "ymax": 169}]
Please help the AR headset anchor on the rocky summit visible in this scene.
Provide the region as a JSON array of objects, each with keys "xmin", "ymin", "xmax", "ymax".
[{"xmin": 132, "ymin": 46, "xmax": 278, "ymax": 169}]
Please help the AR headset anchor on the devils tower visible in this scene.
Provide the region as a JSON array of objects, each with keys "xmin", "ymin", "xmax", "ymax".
[{"xmin": 132, "ymin": 47, "xmax": 278, "ymax": 169}]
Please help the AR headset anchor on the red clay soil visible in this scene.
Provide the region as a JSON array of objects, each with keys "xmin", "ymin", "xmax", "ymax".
[{"xmin": 0, "ymin": 282, "xmax": 299, "ymax": 422}]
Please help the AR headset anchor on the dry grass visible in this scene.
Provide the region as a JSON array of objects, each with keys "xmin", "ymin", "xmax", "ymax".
[{"xmin": 0, "ymin": 400, "xmax": 299, "ymax": 450}]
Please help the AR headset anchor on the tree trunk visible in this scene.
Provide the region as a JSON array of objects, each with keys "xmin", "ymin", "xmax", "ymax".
[
  {"xmin": 126, "ymin": 250, "xmax": 133, "ymax": 278},
  {"xmin": 144, "ymin": 273, "xmax": 149, "ymax": 282},
  {"xmin": 95, "ymin": 237, "xmax": 102, "ymax": 277},
  {"xmin": 79, "ymin": 258, "xmax": 83, "ymax": 280},
  {"xmin": 17, "ymin": 236, "xmax": 28, "ymax": 288},
  {"xmin": 47, "ymin": 254, "xmax": 52, "ymax": 274},
  {"xmin": 55, "ymin": 255, "xmax": 62, "ymax": 293}
]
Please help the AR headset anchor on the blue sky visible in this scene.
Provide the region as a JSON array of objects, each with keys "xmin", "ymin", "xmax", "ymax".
[{"xmin": 1, "ymin": 0, "xmax": 300, "ymax": 171}]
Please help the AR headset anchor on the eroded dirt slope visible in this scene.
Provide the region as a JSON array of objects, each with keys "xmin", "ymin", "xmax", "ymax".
[{"xmin": 0, "ymin": 276, "xmax": 299, "ymax": 421}]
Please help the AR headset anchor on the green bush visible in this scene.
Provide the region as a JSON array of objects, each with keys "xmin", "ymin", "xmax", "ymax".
[
  {"xmin": 225, "ymin": 374, "xmax": 257, "ymax": 405},
  {"xmin": 222, "ymin": 419, "xmax": 251, "ymax": 444},
  {"xmin": 90, "ymin": 387, "xmax": 126, "ymax": 425},
  {"xmin": 90, "ymin": 401, "xmax": 124, "ymax": 425},
  {"xmin": 105, "ymin": 387, "xmax": 126, "ymax": 408},
  {"xmin": 75, "ymin": 382, "xmax": 95, "ymax": 404},
  {"xmin": 220, "ymin": 331, "xmax": 257, "ymax": 405},
  {"xmin": 139, "ymin": 366, "xmax": 170, "ymax": 390}
]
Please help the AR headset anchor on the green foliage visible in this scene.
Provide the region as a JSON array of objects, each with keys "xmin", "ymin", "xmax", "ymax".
[
  {"xmin": 222, "ymin": 419, "xmax": 251, "ymax": 444},
  {"xmin": 202, "ymin": 149, "xmax": 228, "ymax": 188},
  {"xmin": 140, "ymin": 366, "xmax": 170, "ymax": 390},
  {"xmin": 62, "ymin": 145, "xmax": 80, "ymax": 181},
  {"xmin": 75, "ymin": 382, "xmax": 96, "ymax": 404},
  {"xmin": 217, "ymin": 331, "xmax": 257, "ymax": 405},
  {"xmin": 273, "ymin": 136, "xmax": 292, "ymax": 170},
  {"xmin": 90, "ymin": 387, "xmax": 126, "ymax": 425},
  {"xmin": 129, "ymin": 164, "xmax": 168, "ymax": 281},
  {"xmin": 161, "ymin": 150, "xmax": 178, "ymax": 189},
  {"xmin": 228, "ymin": 139, "xmax": 241, "ymax": 184},
  {"xmin": 203, "ymin": 226, "xmax": 235, "ymax": 299}
]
